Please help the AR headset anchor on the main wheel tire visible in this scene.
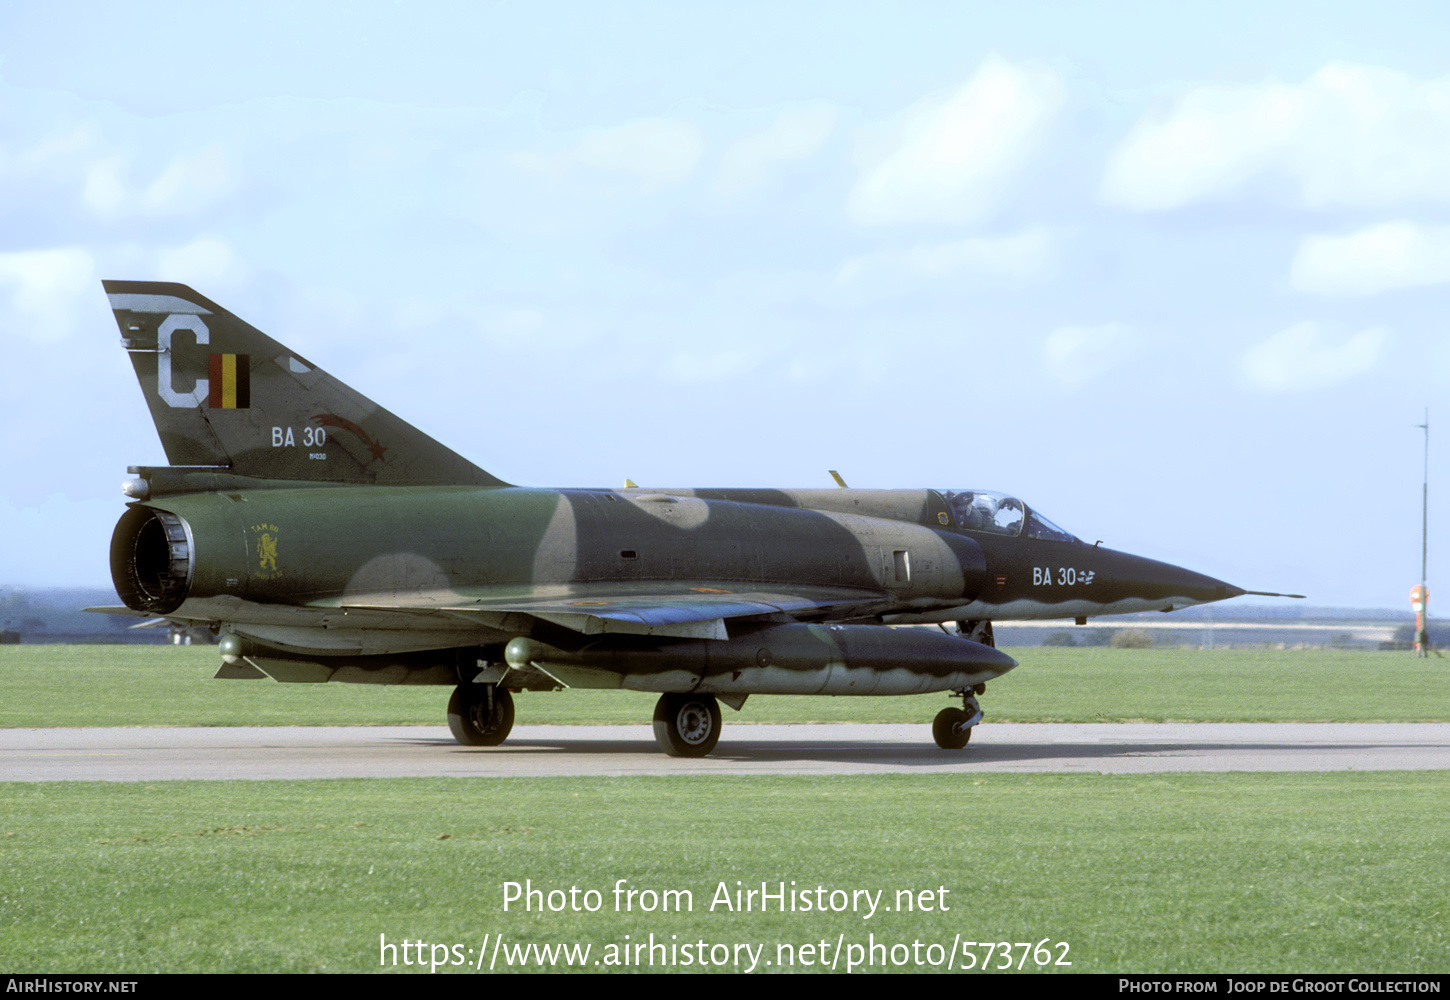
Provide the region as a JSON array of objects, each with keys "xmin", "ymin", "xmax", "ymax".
[
  {"xmin": 932, "ymin": 707, "xmax": 972, "ymax": 750},
  {"xmin": 448, "ymin": 684, "xmax": 515, "ymax": 747},
  {"xmin": 652, "ymin": 692, "xmax": 722, "ymax": 757}
]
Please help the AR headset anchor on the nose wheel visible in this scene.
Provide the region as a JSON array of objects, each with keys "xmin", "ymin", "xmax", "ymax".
[
  {"xmin": 932, "ymin": 691, "xmax": 983, "ymax": 750},
  {"xmin": 932, "ymin": 620, "xmax": 994, "ymax": 750}
]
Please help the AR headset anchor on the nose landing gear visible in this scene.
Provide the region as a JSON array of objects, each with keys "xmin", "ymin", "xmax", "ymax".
[
  {"xmin": 933, "ymin": 616, "xmax": 994, "ymax": 751},
  {"xmin": 932, "ymin": 690, "xmax": 983, "ymax": 750}
]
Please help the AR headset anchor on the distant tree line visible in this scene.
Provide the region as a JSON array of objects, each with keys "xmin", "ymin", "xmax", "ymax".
[
  {"xmin": 1043, "ymin": 628, "xmax": 1149, "ymax": 648},
  {"xmin": 1391, "ymin": 623, "xmax": 1449, "ymax": 648}
]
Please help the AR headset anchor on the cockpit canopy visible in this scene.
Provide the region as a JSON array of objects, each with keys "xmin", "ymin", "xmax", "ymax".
[{"xmin": 936, "ymin": 489, "xmax": 1079, "ymax": 543}]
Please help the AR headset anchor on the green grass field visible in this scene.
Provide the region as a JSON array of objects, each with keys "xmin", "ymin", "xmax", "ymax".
[
  {"xmin": 2, "ymin": 774, "xmax": 1447, "ymax": 973},
  {"xmin": 1, "ymin": 644, "xmax": 1445, "ymax": 974},
  {"xmin": 0, "ymin": 644, "xmax": 1444, "ymax": 728}
]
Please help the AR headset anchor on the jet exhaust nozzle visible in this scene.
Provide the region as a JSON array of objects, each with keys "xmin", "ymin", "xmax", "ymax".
[{"xmin": 110, "ymin": 506, "xmax": 193, "ymax": 615}]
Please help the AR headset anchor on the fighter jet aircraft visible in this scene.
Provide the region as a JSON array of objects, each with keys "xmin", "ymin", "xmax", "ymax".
[{"xmin": 95, "ymin": 281, "xmax": 1298, "ymax": 756}]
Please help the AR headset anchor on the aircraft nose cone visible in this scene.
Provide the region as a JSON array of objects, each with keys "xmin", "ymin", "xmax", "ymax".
[
  {"xmin": 1186, "ymin": 575, "xmax": 1245, "ymax": 606},
  {"xmin": 1156, "ymin": 564, "xmax": 1245, "ymax": 604},
  {"xmin": 1103, "ymin": 549, "xmax": 1244, "ymax": 609}
]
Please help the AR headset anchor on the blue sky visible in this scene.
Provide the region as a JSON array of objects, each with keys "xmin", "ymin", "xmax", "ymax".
[{"xmin": 1, "ymin": 1, "xmax": 1446, "ymax": 608}]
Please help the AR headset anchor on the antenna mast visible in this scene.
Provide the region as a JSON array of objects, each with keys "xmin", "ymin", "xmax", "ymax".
[
  {"xmin": 1421, "ymin": 408, "xmax": 1429, "ymax": 586},
  {"xmin": 1412, "ymin": 410, "xmax": 1433, "ymax": 657}
]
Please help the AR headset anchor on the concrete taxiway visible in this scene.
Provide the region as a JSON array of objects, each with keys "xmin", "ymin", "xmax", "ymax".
[{"xmin": 2, "ymin": 723, "xmax": 1448, "ymax": 781}]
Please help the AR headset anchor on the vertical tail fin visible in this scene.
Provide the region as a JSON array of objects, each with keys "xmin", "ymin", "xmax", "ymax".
[{"xmin": 104, "ymin": 281, "xmax": 507, "ymax": 487}]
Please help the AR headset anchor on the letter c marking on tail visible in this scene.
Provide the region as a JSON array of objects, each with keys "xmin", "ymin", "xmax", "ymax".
[{"xmin": 157, "ymin": 314, "xmax": 210, "ymax": 408}]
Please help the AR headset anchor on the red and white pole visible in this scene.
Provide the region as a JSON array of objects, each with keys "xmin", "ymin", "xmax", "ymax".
[{"xmin": 1410, "ymin": 584, "xmax": 1428, "ymax": 656}]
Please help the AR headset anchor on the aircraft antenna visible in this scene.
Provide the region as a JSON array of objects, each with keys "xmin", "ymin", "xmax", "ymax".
[
  {"xmin": 1411, "ymin": 409, "xmax": 1437, "ymax": 657},
  {"xmin": 1419, "ymin": 408, "xmax": 1429, "ymax": 586}
]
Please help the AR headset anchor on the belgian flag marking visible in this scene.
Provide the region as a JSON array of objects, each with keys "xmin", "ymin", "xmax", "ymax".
[{"xmin": 208, "ymin": 354, "xmax": 250, "ymax": 408}]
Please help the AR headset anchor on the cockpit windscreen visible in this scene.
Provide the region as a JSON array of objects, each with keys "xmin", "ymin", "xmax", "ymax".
[{"xmin": 937, "ymin": 490, "xmax": 1080, "ymax": 543}]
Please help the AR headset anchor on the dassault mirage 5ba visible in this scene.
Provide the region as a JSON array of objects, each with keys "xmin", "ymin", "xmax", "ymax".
[{"xmin": 95, "ymin": 281, "xmax": 1299, "ymax": 756}]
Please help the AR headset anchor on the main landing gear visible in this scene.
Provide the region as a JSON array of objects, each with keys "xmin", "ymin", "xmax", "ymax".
[
  {"xmin": 446, "ymin": 683, "xmax": 725, "ymax": 757},
  {"xmin": 447, "ymin": 616, "xmax": 997, "ymax": 754},
  {"xmin": 652, "ymin": 692, "xmax": 722, "ymax": 758},
  {"xmin": 448, "ymin": 683, "xmax": 515, "ymax": 746}
]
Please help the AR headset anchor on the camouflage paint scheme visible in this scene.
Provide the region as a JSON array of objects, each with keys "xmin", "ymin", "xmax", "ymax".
[{"xmin": 96, "ymin": 281, "xmax": 1286, "ymax": 756}]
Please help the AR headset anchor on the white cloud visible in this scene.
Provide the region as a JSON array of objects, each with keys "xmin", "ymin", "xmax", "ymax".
[
  {"xmin": 837, "ymin": 228, "xmax": 1051, "ymax": 285},
  {"xmin": 574, "ymin": 119, "xmax": 704, "ymax": 186},
  {"xmin": 664, "ymin": 349, "xmax": 765, "ymax": 382},
  {"xmin": 82, "ymin": 154, "xmax": 129, "ymax": 216},
  {"xmin": 1042, "ymin": 323, "xmax": 1139, "ymax": 386},
  {"xmin": 847, "ymin": 55, "xmax": 1065, "ymax": 226},
  {"xmin": 1104, "ymin": 64, "xmax": 1450, "ymax": 210},
  {"xmin": 512, "ymin": 118, "xmax": 705, "ymax": 190},
  {"xmin": 0, "ymin": 247, "xmax": 96, "ymax": 343},
  {"xmin": 714, "ymin": 104, "xmax": 838, "ymax": 196},
  {"xmin": 1291, "ymin": 221, "xmax": 1450, "ymax": 296},
  {"xmin": 1242, "ymin": 322, "xmax": 1389, "ymax": 391},
  {"xmin": 156, "ymin": 237, "xmax": 248, "ymax": 289},
  {"xmin": 143, "ymin": 144, "xmax": 235, "ymax": 214},
  {"xmin": 491, "ymin": 308, "xmax": 545, "ymax": 338},
  {"xmin": 20, "ymin": 126, "xmax": 94, "ymax": 169},
  {"xmin": 466, "ymin": 305, "xmax": 564, "ymax": 348},
  {"xmin": 82, "ymin": 145, "xmax": 236, "ymax": 219}
]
